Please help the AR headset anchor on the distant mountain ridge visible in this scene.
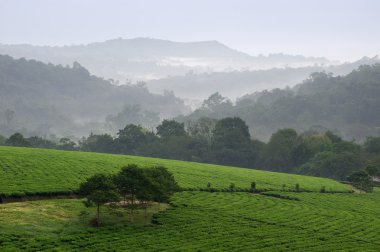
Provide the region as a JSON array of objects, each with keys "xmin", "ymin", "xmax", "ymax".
[
  {"xmin": 0, "ymin": 37, "xmax": 331, "ymax": 81},
  {"xmin": 0, "ymin": 54, "xmax": 188, "ymax": 138},
  {"xmin": 147, "ymin": 55, "xmax": 380, "ymax": 100}
]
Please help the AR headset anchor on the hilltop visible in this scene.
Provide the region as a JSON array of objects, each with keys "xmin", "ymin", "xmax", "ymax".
[
  {"xmin": 0, "ymin": 55, "xmax": 188, "ymax": 137},
  {"xmin": 0, "ymin": 38, "xmax": 330, "ymax": 81}
]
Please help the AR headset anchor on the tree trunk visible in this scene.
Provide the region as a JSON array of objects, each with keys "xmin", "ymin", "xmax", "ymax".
[
  {"xmin": 97, "ymin": 203, "xmax": 100, "ymax": 226},
  {"xmin": 130, "ymin": 191, "xmax": 134, "ymax": 223},
  {"xmin": 144, "ymin": 202, "xmax": 148, "ymax": 220}
]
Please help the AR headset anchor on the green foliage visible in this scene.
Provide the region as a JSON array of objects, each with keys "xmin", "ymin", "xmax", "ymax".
[
  {"xmin": 26, "ymin": 136, "xmax": 57, "ymax": 149},
  {"xmin": 364, "ymin": 136, "xmax": 380, "ymax": 154},
  {"xmin": 114, "ymin": 164, "xmax": 147, "ymax": 203},
  {"xmin": 325, "ymin": 131, "xmax": 342, "ymax": 143},
  {"xmin": 365, "ymin": 165, "xmax": 380, "ymax": 177},
  {"xmin": 347, "ymin": 170, "xmax": 373, "ymax": 192},
  {"xmin": 115, "ymin": 124, "xmax": 155, "ymax": 154},
  {"xmin": 211, "ymin": 117, "xmax": 257, "ymax": 167},
  {"xmin": 5, "ymin": 133, "xmax": 31, "ymax": 147},
  {"xmin": 58, "ymin": 137, "xmax": 77, "ymax": 150},
  {"xmin": 183, "ymin": 64, "xmax": 380, "ymax": 142},
  {"xmin": 263, "ymin": 128, "xmax": 298, "ymax": 172},
  {"xmin": 143, "ymin": 166, "xmax": 180, "ymax": 203},
  {"xmin": 295, "ymin": 183, "xmax": 300, "ymax": 192},
  {"xmin": 156, "ymin": 120, "xmax": 186, "ymax": 138},
  {"xmin": 78, "ymin": 173, "xmax": 119, "ymax": 225},
  {"xmin": 300, "ymin": 151, "xmax": 364, "ymax": 180},
  {"xmin": 298, "ymin": 140, "xmax": 364, "ymax": 180},
  {"xmin": 80, "ymin": 133, "xmax": 114, "ymax": 153},
  {"xmin": 186, "ymin": 117, "xmax": 217, "ymax": 143},
  {"xmin": 250, "ymin": 181, "xmax": 256, "ymax": 192}
]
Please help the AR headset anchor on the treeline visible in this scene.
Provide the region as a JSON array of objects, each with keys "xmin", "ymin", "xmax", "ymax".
[
  {"xmin": 180, "ymin": 64, "xmax": 380, "ymax": 142},
  {"xmin": 2, "ymin": 117, "xmax": 380, "ymax": 181}
]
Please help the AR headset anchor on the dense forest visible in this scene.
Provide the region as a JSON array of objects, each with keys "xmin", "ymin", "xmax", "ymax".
[
  {"xmin": 1, "ymin": 54, "xmax": 380, "ymax": 143},
  {"xmin": 2, "ymin": 116, "xmax": 380, "ymax": 181},
  {"xmin": 0, "ymin": 55, "xmax": 188, "ymax": 137},
  {"xmin": 180, "ymin": 64, "xmax": 380, "ymax": 142}
]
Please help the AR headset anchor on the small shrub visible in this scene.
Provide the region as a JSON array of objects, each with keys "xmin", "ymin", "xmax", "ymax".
[
  {"xmin": 295, "ymin": 183, "xmax": 300, "ymax": 192},
  {"xmin": 229, "ymin": 183, "xmax": 236, "ymax": 191},
  {"xmin": 320, "ymin": 186, "xmax": 326, "ymax": 193},
  {"xmin": 250, "ymin": 182, "xmax": 256, "ymax": 192}
]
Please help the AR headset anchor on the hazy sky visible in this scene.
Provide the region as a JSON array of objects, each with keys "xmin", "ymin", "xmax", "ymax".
[{"xmin": 1, "ymin": 0, "xmax": 379, "ymax": 61}]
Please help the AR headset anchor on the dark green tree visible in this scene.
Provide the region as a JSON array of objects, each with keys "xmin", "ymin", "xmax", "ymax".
[
  {"xmin": 347, "ymin": 170, "xmax": 373, "ymax": 193},
  {"xmin": 156, "ymin": 120, "xmax": 186, "ymax": 138},
  {"xmin": 27, "ymin": 136, "xmax": 57, "ymax": 149},
  {"xmin": 211, "ymin": 117, "xmax": 255, "ymax": 167},
  {"xmin": 78, "ymin": 174, "xmax": 119, "ymax": 226},
  {"xmin": 5, "ymin": 133, "xmax": 30, "ymax": 147},
  {"xmin": 80, "ymin": 133, "xmax": 114, "ymax": 153},
  {"xmin": 114, "ymin": 164, "xmax": 148, "ymax": 220},
  {"xmin": 364, "ymin": 137, "xmax": 380, "ymax": 154},
  {"xmin": 116, "ymin": 124, "xmax": 156, "ymax": 154},
  {"xmin": 143, "ymin": 166, "xmax": 180, "ymax": 203},
  {"xmin": 58, "ymin": 137, "xmax": 76, "ymax": 150},
  {"xmin": 365, "ymin": 165, "xmax": 380, "ymax": 178},
  {"xmin": 262, "ymin": 129, "xmax": 298, "ymax": 172}
]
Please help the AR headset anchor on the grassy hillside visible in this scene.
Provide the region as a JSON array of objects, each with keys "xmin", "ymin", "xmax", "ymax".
[
  {"xmin": 0, "ymin": 146, "xmax": 350, "ymax": 196},
  {"xmin": 1, "ymin": 146, "xmax": 379, "ymax": 251},
  {"xmin": 0, "ymin": 190, "xmax": 379, "ymax": 251}
]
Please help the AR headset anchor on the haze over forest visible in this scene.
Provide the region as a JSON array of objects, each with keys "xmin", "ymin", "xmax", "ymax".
[{"xmin": 1, "ymin": 0, "xmax": 380, "ymax": 142}]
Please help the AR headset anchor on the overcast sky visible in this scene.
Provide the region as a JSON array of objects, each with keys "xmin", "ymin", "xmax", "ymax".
[{"xmin": 1, "ymin": 0, "xmax": 379, "ymax": 61}]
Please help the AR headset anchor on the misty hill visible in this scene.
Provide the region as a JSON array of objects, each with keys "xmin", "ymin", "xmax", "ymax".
[
  {"xmin": 0, "ymin": 55, "xmax": 188, "ymax": 138},
  {"xmin": 147, "ymin": 56, "xmax": 380, "ymax": 100},
  {"xmin": 0, "ymin": 38, "xmax": 330, "ymax": 81},
  {"xmin": 179, "ymin": 64, "xmax": 380, "ymax": 141}
]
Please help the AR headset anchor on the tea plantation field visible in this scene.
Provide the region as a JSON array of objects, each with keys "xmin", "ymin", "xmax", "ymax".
[
  {"xmin": 1, "ymin": 146, "xmax": 378, "ymax": 251},
  {"xmin": 0, "ymin": 146, "xmax": 349, "ymax": 196},
  {"xmin": 0, "ymin": 190, "xmax": 379, "ymax": 251}
]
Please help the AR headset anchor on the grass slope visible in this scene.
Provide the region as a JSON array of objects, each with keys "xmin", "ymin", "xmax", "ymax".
[
  {"xmin": 0, "ymin": 189, "xmax": 379, "ymax": 251},
  {"xmin": 0, "ymin": 146, "xmax": 349, "ymax": 196}
]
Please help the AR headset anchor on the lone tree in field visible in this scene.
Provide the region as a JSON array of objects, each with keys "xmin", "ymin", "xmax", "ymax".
[
  {"xmin": 114, "ymin": 164, "xmax": 148, "ymax": 221},
  {"xmin": 78, "ymin": 174, "xmax": 119, "ymax": 226}
]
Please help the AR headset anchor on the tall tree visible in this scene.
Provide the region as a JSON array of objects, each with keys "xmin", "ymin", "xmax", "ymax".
[
  {"xmin": 78, "ymin": 174, "xmax": 119, "ymax": 226},
  {"xmin": 156, "ymin": 120, "xmax": 186, "ymax": 138},
  {"xmin": 5, "ymin": 133, "xmax": 30, "ymax": 147},
  {"xmin": 211, "ymin": 117, "xmax": 254, "ymax": 167},
  {"xmin": 115, "ymin": 124, "xmax": 154, "ymax": 154},
  {"xmin": 114, "ymin": 164, "xmax": 148, "ymax": 221},
  {"xmin": 262, "ymin": 128, "xmax": 298, "ymax": 172}
]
